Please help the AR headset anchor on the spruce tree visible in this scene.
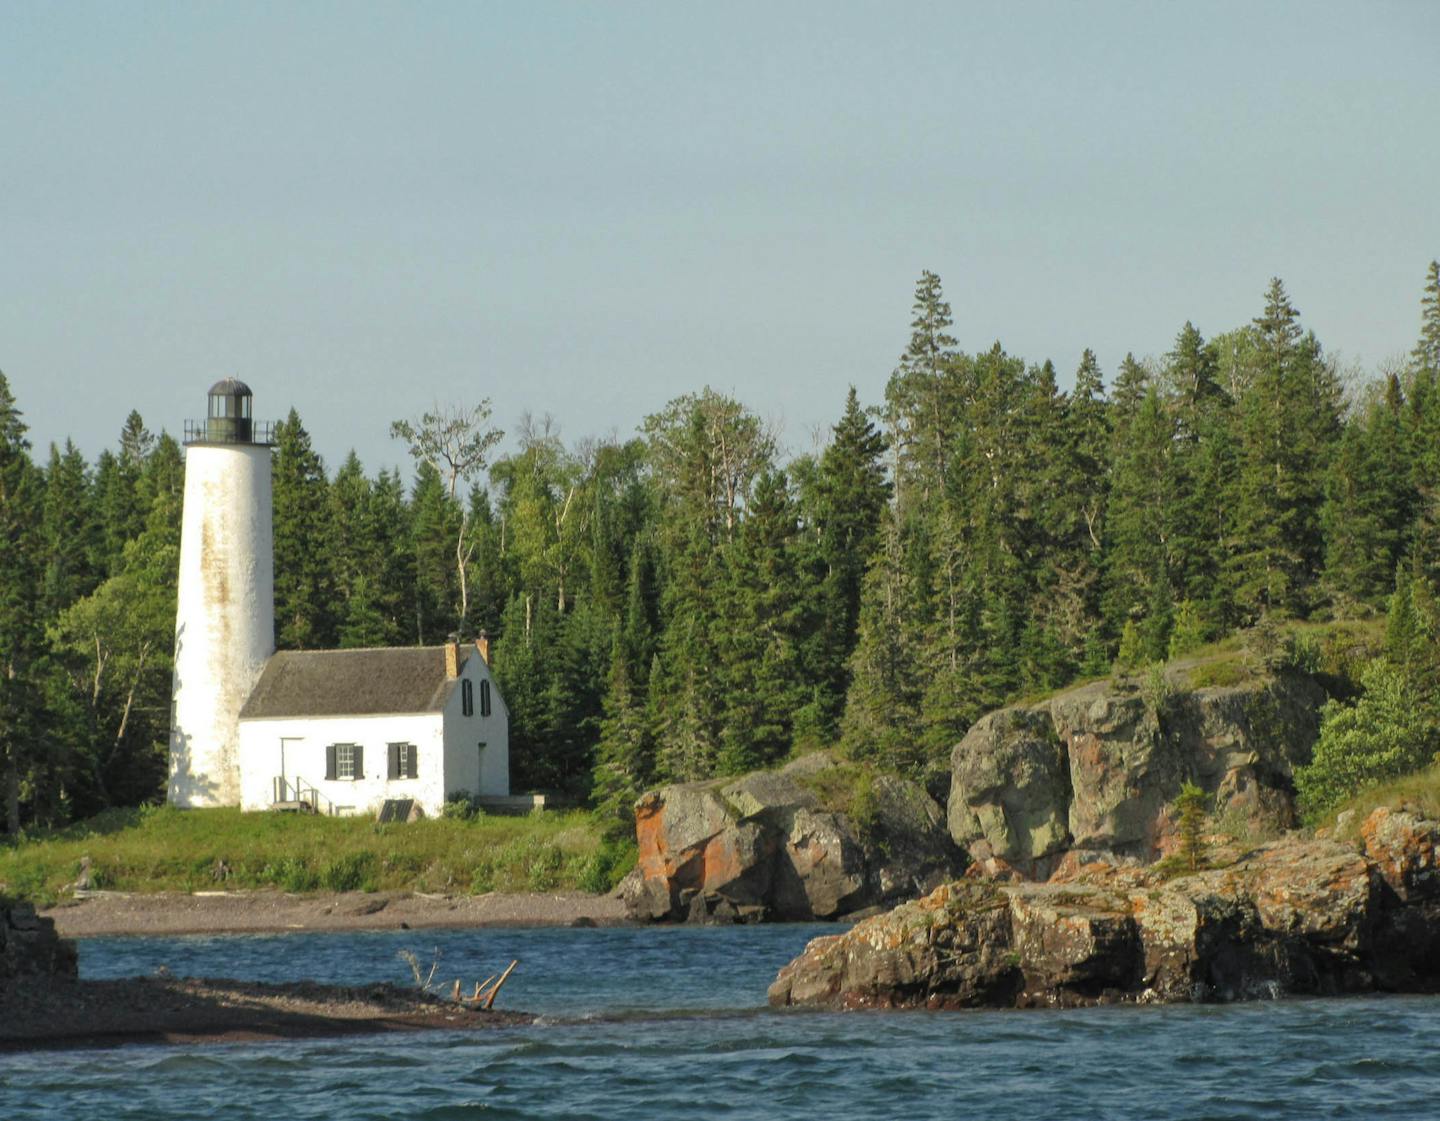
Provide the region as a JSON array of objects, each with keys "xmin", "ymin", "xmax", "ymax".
[
  {"xmin": 809, "ymin": 387, "xmax": 890, "ymax": 734},
  {"xmin": 885, "ymin": 271, "xmax": 962, "ymax": 517},
  {"xmin": 591, "ymin": 632, "xmax": 654, "ymax": 833},
  {"xmin": 0, "ymin": 374, "xmax": 47, "ymax": 832},
  {"xmin": 409, "ymin": 462, "xmax": 461, "ymax": 643},
  {"xmin": 1166, "ymin": 322, "xmax": 1234, "ymax": 630},
  {"xmin": 272, "ymin": 410, "xmax": 335, "ymax": 649},
  {"xmin": 1322, "ymin": 385, "xmax": 1411, "ymax": 610},
  {"xmin": 1411, "ymin": 260, "xmax": 1440, "ymax": 378},
  {"xmin": 1228, "ymin": 279, "xmax": 1340, "ymax": 618},
  {"xmin": 1104, "ymin": 388, "xmax": 1176, "ymax": 661},
  {"xmin": 39, "ymin": 440, "xmax": 101, "ymax": 619},
  {"xmin": 840, "ymin": 510, "xmax": 927, "ymax": 775},
  {"xmin": 715, "ymin": 470, "xmax": 804, "ymax": 772}
]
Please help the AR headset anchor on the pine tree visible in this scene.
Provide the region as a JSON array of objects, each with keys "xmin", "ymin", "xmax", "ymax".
[
  {"xmin": 1411, "ymin": 260, "xmax": 1440, "ymax": 378},
  {"xmin": 272, "ymin": 410, "xmax": 335, "ymax": 649},
  {"xmin": 1323, "ymin": 383, "xmax": 1412, "ymax": 610},
  {"xmin": 885, "ymin": 271, "xmax": 962, "ymax": 517},
  {"xmin": 1104, "ymin": 388, "xmax": 1176, "ymax": 660},
  {"xmin": 1109, "ymin": 353, "xmax": 1151, "ymax": 449},
  {"xmin": 715, "ymin": 470, "xmax": 804, "ymax": 772},
  {"xmin": 808, "ymin": 387, "xmax": 890, "ymax": 735},
  {"xmin": 1228, "ymin": 280, "xmax": 1341, "ymax": 618},
  {"xmin": 93, "ymin": 413, "xmax": 155, "ymax": 576},
  {"xmin": 591, "ymin": 632, "xmax": 654, "ymax": 834},
  {"xmin": 409, "ymin": 462, "xmax": 461, "ymax": 644},
  {"xmin": 840, "ymin": 510, "xmax": 927, "ymax": 775},
  {"xmin": 39, "ymin": 440, "xmax": 101, "ymax": 619},
  {"xmin": 1166, "ymin": 322, "xmax": 1234, "ymax": 630},
  {"xmin": 0, "ymin": 374, "xmax": 47, "ymax": 832}
]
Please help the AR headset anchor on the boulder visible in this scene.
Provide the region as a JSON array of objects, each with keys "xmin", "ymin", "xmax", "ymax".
[
  {"xmin": 625, "ymin": 753, "xmax": 962, "ymax": 923},
  {"xmin": 948, "ymin": 668, "xmax": 1327, "ymax": 872},
  {"xmin": 769, "ymin": 812, "xmax": 1440, "ymax": 1010},
  {"xmin": 0, "ymin": 901, "xmax": 78, "ymax": 1000},
  {"xmin": 947, "ymin": 708, "xmax": 1069, "ymax": 877},
  {"xmin": 767, "ymin": 881, "xmax": 1020, "ymax": 1010},
  {"xmin": 1360, "ymin": 806, "xmax": 1440, "ymax": 903}
]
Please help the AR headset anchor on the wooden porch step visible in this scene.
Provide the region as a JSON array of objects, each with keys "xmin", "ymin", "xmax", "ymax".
[{"xmin": 270, "ymin": 800, "xmax": 315, "ymax": 813}]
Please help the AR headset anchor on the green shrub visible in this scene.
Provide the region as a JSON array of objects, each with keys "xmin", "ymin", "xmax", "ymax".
[
  {"xmin": 274, "ymin": 857, "xmax": 320, "ymax": 893},
  {"xmin": 1283, "ymin": 632, "xmax": 1322, "ymax": 675},
  {"xmin": 1187, "ymin": 659, "xmax": 1248, "ymax": 689},
  {"xmin": 1114, "ymin": 620, "xmax": 1145, "ymax": 672},
  {"xmin": 321, "ymin": 851, "xmax": 377, "ymax": 893},
  {"xmin": 526, "ymin": 843, "xmax": 564, "ymax": 891},
  {"xmin": 1296, "ymin": 659, "xmax": 1436, "ymax": 821},
  {"xmin": 469, "ymin": 860, "xmax": 497, "ymax": 895},
  {"xmin": 577, "ymin": 838, "xmax": 637, "ymax": 894},
  {"xmin": 1173, "ymin": 781, "xmax": 1210, "ymax": 871},
  {"xmin": 1141, "ymin": 663, "xmax": 1171, "ymax": 718},
  {"xmin": 442, "ymin": 794, "xmax": 477, "ymax": 820},
  {"xmin": 1167, "ymin": 601, "xmax": 1207, "ymax": 660}
]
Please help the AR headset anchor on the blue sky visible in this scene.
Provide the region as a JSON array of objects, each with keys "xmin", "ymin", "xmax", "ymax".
[{"xmin": 3, "ymin": 1, "xmax": 1438, "ymax": 473}]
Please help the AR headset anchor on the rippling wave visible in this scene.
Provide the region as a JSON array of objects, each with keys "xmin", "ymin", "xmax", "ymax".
[{"xmin": 3, "ymin": 926, "xmax": 1438, "ymax": 1119}]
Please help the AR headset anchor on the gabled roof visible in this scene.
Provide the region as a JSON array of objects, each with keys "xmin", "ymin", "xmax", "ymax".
[{"xmin": 239, "ymin": 646, "xmax": 478, "ymax": 720}]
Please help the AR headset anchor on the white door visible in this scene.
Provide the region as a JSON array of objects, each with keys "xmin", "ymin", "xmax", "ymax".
[{"xmin": 280, "ymin": 737, "xmax": 304, "ymax": 797}]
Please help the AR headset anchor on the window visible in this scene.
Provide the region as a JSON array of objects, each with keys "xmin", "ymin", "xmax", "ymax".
[
  {"xmin": 388, "ymin": 742, "xmax": 418, "ymax": 780},
  {"xmin": 325, "ymin": 743, "xmax": 363, "ymax": 781},
  {"xmin": 462, "ymin": 679, "xmax": 474, "ymax": 717},
  {"xmin": 480, "ymin": 680, "xmax": 492, "ymax": 717}
]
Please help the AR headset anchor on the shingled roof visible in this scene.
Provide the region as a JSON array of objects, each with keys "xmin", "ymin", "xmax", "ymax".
[{"xmin": 239, "ymin": 646, "xmax": 475, "ymax": 720}]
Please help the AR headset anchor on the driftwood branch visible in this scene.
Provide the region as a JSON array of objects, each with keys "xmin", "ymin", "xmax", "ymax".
[{"xmin": 482, "ymin": 960, "xmax": 519, "ymax": 1010}]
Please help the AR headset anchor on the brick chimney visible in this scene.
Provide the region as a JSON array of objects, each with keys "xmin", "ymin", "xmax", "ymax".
[
  {"xmin": 475, "ymin": 631, "xmax": 490, "ymax": 666},
  {"xmin": 444, "ymin": 639, "xmax": 460, "ymax": 679}
]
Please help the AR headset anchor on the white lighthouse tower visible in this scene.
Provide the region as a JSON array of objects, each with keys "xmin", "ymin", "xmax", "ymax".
[{"xmin": 168, "ymin": 379, "xmax": 275, "ymax": 807}]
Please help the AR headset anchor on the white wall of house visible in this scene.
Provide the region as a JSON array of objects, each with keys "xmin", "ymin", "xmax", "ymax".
[
  {"xmin": 442, "ymin": 652, "xmax": 510, "ymax": 800},
  {"xmin": 238, "ymin": 712, "xmax": 446, "ymax": 816},
  {"xmin": 236, "ymin": 651, "xmax": 510, "ymax": 816}
]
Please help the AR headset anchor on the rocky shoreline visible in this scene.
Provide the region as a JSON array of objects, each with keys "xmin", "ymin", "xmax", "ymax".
[
  {"xmin": 41, "ymin": 888, "xmax": 629, "ymax": 938},
  {"xmin": 768, "ymin": 806, "xmax": 1440, "ymax": 1010},
  {"xmin": 1, "ymin": 976, "xmax": 535, "ymax": 1051},
  {"xmin": 2, "ymin": 898, "xmax": 539, "ymax": 1051}
]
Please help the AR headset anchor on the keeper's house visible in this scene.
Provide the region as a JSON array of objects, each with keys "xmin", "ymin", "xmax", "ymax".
[{"xmin": 236, "ymin": 639, "xmax": 508, "ymax": 817}]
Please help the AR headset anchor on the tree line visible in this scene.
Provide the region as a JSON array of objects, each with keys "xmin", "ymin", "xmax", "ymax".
[{"xmin": 2, "ymin": 261, "xmax": 1438, "ymax": 834}]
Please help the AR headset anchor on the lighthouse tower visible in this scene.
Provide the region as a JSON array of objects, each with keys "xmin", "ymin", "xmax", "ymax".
[{"xmin": 168, "ymin": 379, "xmax": 275, "ymax": 807}]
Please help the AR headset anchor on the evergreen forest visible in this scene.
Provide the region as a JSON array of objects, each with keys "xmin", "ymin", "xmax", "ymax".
[{"xmin": 3, "ymin": 263, "xmax": 1440, "ymax": 836}]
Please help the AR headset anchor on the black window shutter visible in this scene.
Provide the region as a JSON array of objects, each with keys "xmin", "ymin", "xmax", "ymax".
[
  {"xmin": 481, "ymin": 680, "xmax": 491, "ymax": 717},
  {"xmin": 353, "ymin": 744, "xmax": 364, "ymax": 780},
  {"xmin": 407, "ymin": 747, "xmax": 418, "ymax": 780},
  {"xmin": 325, "ymin": 744, "xmax": 337, "ymax": 782},
  {"xmin": 388, "ymin": 743, "xmax": 400, "ymax": 780}
]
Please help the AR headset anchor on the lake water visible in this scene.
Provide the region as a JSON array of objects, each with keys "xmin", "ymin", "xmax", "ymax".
[{"xmin": 4, "ymin": 924, "xmax": 1439, "ymax": 1120}]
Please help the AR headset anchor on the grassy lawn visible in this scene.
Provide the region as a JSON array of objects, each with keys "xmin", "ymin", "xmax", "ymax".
[{"xmin": 0, "ymin": 806, "xmax": 633, "ymax": 906}]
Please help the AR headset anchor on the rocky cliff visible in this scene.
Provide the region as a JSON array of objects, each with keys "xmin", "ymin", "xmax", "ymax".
[
  {"xmin": 768, "ymin": 806, "xmax": 1440, "ymax": 1009},
  {"xmin": 949, "ymin": 666, "xmax": 1325, "ymax": 877},
  {"xmin": 620, "ymin": 753, "xmax": 962, "ymax": 923}
]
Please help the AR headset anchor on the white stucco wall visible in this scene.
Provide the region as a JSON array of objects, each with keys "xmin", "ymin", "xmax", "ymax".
[
  {"xmin": 169, "ymin": 442, "xmax": 274, "ymax": 807},
  {"xmin": 442, "ymin": 651, "xmax": 510, "ymax": 800},
  {"xmin": 236, "ymin": 651, "xmax": 509, "ymax": 816},
  {"xmin": 238, "ymin": 712, "xmax": 446, "ymax": 815}
]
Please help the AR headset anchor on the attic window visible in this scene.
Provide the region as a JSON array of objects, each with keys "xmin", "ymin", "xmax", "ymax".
[
  {"xmin": 388, "ymin": 742, "xmax": 418, "ymax": 780},
  {"xmin": 462, "ymin": 679, "xmax": 474, "ymax": 717},
  {"xmin": 326, "ymin": 743, "xmax": 363, "ymax": 781},
  {"xmin": 480, "ymin": 680, "xmax": 492, "ymax": 717}
]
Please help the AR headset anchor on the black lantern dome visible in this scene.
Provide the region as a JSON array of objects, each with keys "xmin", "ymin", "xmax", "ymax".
[{"xmin": 184, "ymin": 378, "xmax": 275, "ymax": 445}]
